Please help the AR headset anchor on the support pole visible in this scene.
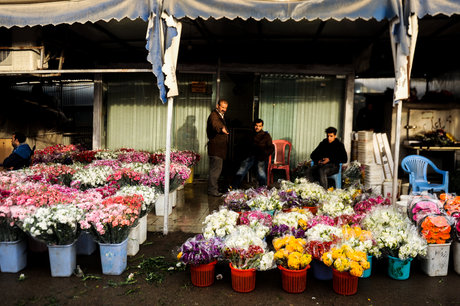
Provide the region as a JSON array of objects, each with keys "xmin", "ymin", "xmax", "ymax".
[
  {"xmin": 163, "ymin": 97, "xmax": 174, "ymax": 235},
  {"xmin": 392, "ymin": 100, "xmax": 402, "ymax": 206}
]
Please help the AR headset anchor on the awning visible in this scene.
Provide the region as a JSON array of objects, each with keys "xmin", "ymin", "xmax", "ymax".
[
  {"xmin": 163, "ymin": 0, "xmax": 399, "ymax": 21},
  {"xmin": 0, "ymin": 0, "xmax": 152, "ymax": 27},
  {"xmin": 410, "ymin": 0, "xmax": 460, "ymax": 18}
]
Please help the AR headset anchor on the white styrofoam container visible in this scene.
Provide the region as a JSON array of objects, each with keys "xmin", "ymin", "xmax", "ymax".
[
  {"xmin": 127, "ymin": 223, "xmax": 140, "ymax": 256},
  {"xmin": 453, "ymin": 240, "xmax": 460, "ymax": 275},
  {"xmin": 421, "ymin": 243, "xmax": 451, "ymax": 276},
  {"xmin": 155, "ymin": 193, "xmax": 173, "ymax": 216},
  {"xmin": 138, "ymin": 215, "xmax": 148, "ymax": 244}
]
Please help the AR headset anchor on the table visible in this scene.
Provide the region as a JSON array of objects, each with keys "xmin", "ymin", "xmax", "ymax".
[{"xmin": 404, "ymin": 145, "xmax": 460, "ymax": 170}]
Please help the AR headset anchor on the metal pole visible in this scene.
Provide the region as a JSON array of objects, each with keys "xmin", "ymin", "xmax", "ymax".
[
  {"xmin": 392, "ymin": 100, "xmax": 402, "ymax": 206},
  {"xmin": 216, "ymin": 57, "xmax": 221, "ymax": 104},
  {"xmin": 163, "ymin": 97, "xmax": 174, "ymax": 235}
]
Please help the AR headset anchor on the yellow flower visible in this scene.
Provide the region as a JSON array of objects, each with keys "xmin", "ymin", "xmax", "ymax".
[
  {"xmin": 177, "ymin": 252, "xmax": 182, "ymax": 260},
  {"xmin": 298, "ymin": 219, "xmax": 308, "ymax": 230},
  {"xmin": 300, "ymin": 253, "xmax": 312, "ymax": 267},
  {"xmin": 350, "ymin": 266, "xmax": 363, "ymax": 277},
  {"xmin": 273, "ymin": 237, "xmax": 286, "ymax": 250},
  {"xmin": 288, "ymin": 252, "xmax": 302, "ymax": 270},
  {"xmin": 274, "ymin": 249, "xmax": 286, "ymax": 261},
  {"xmin": 360, "ymin": 259, "xmax": 370, "ymax": 270},
  {"xmin": 331, "ymin": 248, "xmax": 343, "ymax": 260},
  {"xmin": 322, "ymin": 252, "xmax": 333, "ymax": 266}
]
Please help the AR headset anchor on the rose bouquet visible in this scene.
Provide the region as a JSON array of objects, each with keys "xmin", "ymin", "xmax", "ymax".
[
  {"xmin": 202, "ymin": 208, "xmax": 239, "ymax": 239},
  {"xmin": 80, "ymin": 195, "xmax": 142, "ymax": 243},
  {"xmin": 222, "ymin": 225, "xmax": 274, "ymax": 270},
  {"xmin": 223, "ymin": 190, "xmax": 249, "ymax": 212},
  {"xmin": 238, "ymin": 210, "xmax": 273, "ymax": 239},
  {"xmin": 177, "ymin": 234, "xmax": 224, "ymax": 265},
  {"xmin": 21, "ymin": 204, "xmax": 84, "ymax": 245},
  {"xmin": 273, "ymin": 235, "xmax": 312, "ymax": 270},
  {"xmin": 442, "ymin": 194, "xmax": 460, "ymax": 216},
  {"xmin": 321, "ymin": 244, "xmax": 370, "ymax": 277},
  {"xmin": 419, "ymin": 215, "xmax": 452, "ymax": 244},
  {"xmin": 362, "ymin": 206, "xmax": 427, "ymax": 260},
  {"xmin": 407, "ymin": 194, "xmax": 443, "ymax": 223}
]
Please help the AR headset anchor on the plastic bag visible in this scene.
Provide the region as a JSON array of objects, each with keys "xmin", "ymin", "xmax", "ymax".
[
  {"xmin": 417, "ymin": 214, "xmax": 454, "ymax": 244},
  {"xmin": 407, "ymin": 193, "xmax": 443, "ymax": 223},
  {"xmin": 440, "ymin": 193, "xmax": 460, "ymax": 216}
]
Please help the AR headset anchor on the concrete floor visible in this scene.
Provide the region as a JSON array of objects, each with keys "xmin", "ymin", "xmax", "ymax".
[{"xmin": 147, "ymin": 180, "xmax": 223, "ymax": 233}]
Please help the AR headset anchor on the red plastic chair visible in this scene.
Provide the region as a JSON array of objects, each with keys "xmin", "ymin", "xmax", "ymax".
[{"xmin": 267, "ymin": 140, "xmax": 292, "ymax": 185}]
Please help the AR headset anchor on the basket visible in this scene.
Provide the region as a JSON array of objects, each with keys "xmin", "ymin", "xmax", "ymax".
[
  {"xmin": 190, "ymin": 261, "xmax": 217, "ymax": 287},
  {"xmin": 278, "ymin": 265, "xmax": 310, "ymax": 293},
  {"xmin": 388, "ymin": 255, "xmax": 412, "ymax": 280},
  {"xmin": 420, "ymin": 243, "xmax": 451, "ymax": 276},
  {"xmin": 332, "ymin": 269, "xmax": 358, "ymax": 295},
  {"xmin": 360, "ymin": 255, "xmax": 372, "ymax": 278},
  {"xmin": 229, "ymin": 263, "xmax": 256, "ymax": 293}
]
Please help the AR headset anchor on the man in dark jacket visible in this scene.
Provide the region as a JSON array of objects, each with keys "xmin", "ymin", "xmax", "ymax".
[
  {"xmin": 206, "ymin": 100, "xmax": 229, "ymax": 196},
  {"xmin": 231, "ymin": 119, "xmax": 274, "ymax": 188},
  {"xmin": 1, "ymin": 132, "xmax": 32, "ymax": 170},
  {"xmin": 306, "ymin": 126, "xmax": 347, "ymax": 189}
]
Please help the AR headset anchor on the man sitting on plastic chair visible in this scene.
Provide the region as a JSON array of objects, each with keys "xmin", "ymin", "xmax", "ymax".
[{"xmin": 305, "ymin": 126, "xmax": 347, "ymax": 189}]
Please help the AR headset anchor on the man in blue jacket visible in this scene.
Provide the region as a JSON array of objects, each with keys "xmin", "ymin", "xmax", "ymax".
[
  {"xmin": 1, "ymin": 132, "xmax": 32, "ymax": 170},
  {"xmin": 306, "ymin": 127, "xmax": 347, "ymax": 189}
]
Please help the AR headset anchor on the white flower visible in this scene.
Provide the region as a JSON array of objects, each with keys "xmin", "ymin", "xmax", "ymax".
[
  {"xmin": 202, "ymin": 208, "xmax": 239, "ymax": 239},
  {"xmin": 306, "ymin": 224, "xmax": 342, "ymax": 242}
]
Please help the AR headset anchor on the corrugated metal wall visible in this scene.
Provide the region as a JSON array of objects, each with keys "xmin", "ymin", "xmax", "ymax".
[{"xmin": 259, "ymin": 74, "xmax": 345, "ymax": 169}]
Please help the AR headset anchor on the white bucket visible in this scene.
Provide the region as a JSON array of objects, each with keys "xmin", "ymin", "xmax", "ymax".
[
  {"xmin": 127, "ymin": 223, "xmax": 140, "ymax": 256},
  {"xmin": 382, "ymin": 179, "xmax": 393, "ymax": 198},
  {"xmin": 155, "ymin": 193, "xmax": 173, "ymax": 216},
  {"xmin": 453, "ymin": 240, "xmax": 460, "ymax": 275},
  {"xmin": 421, "ymin": 243, "xmax": 451, "ymax": 276}
]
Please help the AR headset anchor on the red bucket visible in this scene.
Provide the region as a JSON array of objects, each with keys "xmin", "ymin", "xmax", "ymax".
[
  {"xmin": 279, "ymin": 265, "xmax": 310, "ymax": 293},
  {"xmin": 229, "ymin": 263, "xmax": 256, "ymax": 293},
  {"xmin": 190, "ymin": 260, "xmax": 217, "ymax": 287},
  {"xmin": 332, "ymin": 269, "xmax": 358, "ymax": 295},
  {"xmin": 303, "ymin": 206, "xmax": 318, "ymax": 215}
]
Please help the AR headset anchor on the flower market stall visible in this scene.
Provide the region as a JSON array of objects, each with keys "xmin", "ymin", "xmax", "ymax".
[{"xmin": 0, "ymin": 145, "xmax": 197, "ymax": 276}]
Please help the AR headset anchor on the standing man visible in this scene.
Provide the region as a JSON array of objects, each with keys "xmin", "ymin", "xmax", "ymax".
[
  {"xmin": 206, "ymin": 99, "xmax": 229, "ymax": 197},
  {"xmin": 1, "ymin": 132, "xmax": 33, "ymax": 170},
  {"xmin": 231, "ymin": 119, "xmax": 274, "ymax": 189},
  {"xmin": 306, "ymin": 127, "xmax": 347, "ymax": 189}
]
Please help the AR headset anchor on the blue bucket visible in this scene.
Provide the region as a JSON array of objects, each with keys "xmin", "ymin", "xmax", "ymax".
[
  {"xmin": 48, "ymin": 241, "xmax": 77, "ymax": 277},
  {"xmin": 99, "ymin": 238, "xmax": 128, "ymax": 275},
  {"xmin": 388, "ymin": 255, "xmax": 412, "ymax": 280},
  {"xmin": 361, "ymin": 255, "xmax": 373, "ymax": 278},
  {"xmin": 311, "ymin": 259, "xmax": 333, "ymax": 280},
  {"xmin": 0, "ymin": 239, "xmax": 27, "ymax": 273},
  {"xmin": 76, "ymin": 232, "xmax": 97, "ymax": 255}
]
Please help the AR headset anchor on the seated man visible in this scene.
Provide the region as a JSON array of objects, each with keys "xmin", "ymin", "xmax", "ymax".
[
  {"xmin": 306, "ymin": 126, "xmax": 347, "ymax": 189},
  {"xmin": 1, "ymin": 132, "xmax": 33, "ymax": 170},
  {"xmin": 231, "ymin": 119, "xmax": 274, "ymax": 188}
]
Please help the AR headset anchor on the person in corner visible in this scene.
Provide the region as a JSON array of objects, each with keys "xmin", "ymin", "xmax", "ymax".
[
  {"xmin": 206, "ymin": 99, "xmax": 229, "ymax": 197},
  {"xmin": 1, "ymin": 132, "xmax": 33, "ymax": 170},
  {"xmin": 306, "ymin": 126, "xmax": 347, "ymax": 189},
  {"xmin": 231, "ymin": 119, "xmax": 274, "ymax": 189}
]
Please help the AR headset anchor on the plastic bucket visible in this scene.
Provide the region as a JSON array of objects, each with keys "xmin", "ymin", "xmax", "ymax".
[
  {"xmin": 48, "ymin": 241, "xmax": 77, "ymax": 277},
  {"xmin": 332, "ymin": 269, "xmax": 358, "ymax": 295},
  {"xmin": 388, "ymin": 255, "xmax": 412, "ymax": 280},
  {"xmin": 0, "ymin": 239, "xmax": 27, "ymax": 273},
  {"xmin": 278, "ymin": 265, "xmax": 309, "ymax": 293},
  {"xmin": 360, "ymin": 255, "xmax": 372, "ymax": 278},
  {"xmin": 127, "ymin": 223, "xmax": 140, "ymax": 256},
  {"xmin": 190, "ymin": 260, "xmax": 217, "ymax": 287},
  {"xmin": 453, "ymin": 240, "xmax": 460, "ymax": 275},
  {"xmin": 303, "ymin": 206, "xmax": 318, "ymax": 215},
  {"xmin": 76, "ymin": 232, "xmax": 97, "ymax": 255},
  {"xmin": 421, "ymin": 243, "xmax": 451, "ymax": 276},
  {"xmin": 229, "ymin": 263, "xmax": 256, "ymax": 293},
  {"xmin": 311, "ymin": 259, "xmax": 333, "ymax": 280},
  {"xmin": 138, "ymin": 215, "xmax": 148, "ymax": 244},
  {"xmin": 155, "ymin": 193, "xmax": 173, "ymax": 216},
  {"xmin": 99, "ymin": 238, "xmax": 128, "ymax": 275}
]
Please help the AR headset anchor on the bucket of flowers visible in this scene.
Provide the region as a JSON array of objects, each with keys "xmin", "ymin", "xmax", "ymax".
[
  {"xmin": 222, "ymin": 226, "xmax": 274, "ymax": 293},
  {"xmin": 362, "ymin": 206, "xmax": 427, "ymax": 280},
  {"xmin": 273, "ymin": 235, "xmax": 312, "ymax": 293},
  {"xmin": 321, "ymin": 244, "xmax": 370, "ymax": 295},
  {"xmin": 177, "ymin": 234, "xmax": 224, "ymax": 287},
  {"xmin": 21, "ymin": 204, "xmax": 84, "ymax": 277}
]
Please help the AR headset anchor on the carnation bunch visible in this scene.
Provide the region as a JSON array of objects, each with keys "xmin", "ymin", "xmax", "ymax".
[
  {"xmin": 140, "ymin": 163, "xmax": 190, "ymax": 192},
  {"xmin": 273, "ymin": 235, "xmax": 312, "ymax": 270},
  {"xmin": 238, "ymin": 211, "xmax": 272, "ymax": 239},
  {"xmin": 322, "ymin": 244, "xmax": 370, "ymax": 277},
  {"xmin": 115, "ymin": 185, "xmax": 159, "ymax": 216}
]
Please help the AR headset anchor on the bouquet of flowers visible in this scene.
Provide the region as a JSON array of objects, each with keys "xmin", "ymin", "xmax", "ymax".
[
  {"xmin": 22, "ymin": 204, "xmax": 84, "ymax": 245},
  {"xmin": 441, "ymin": 194, "xmax": 460, "ymax": 216},
  {"xmin": 419, "ymin": 215, "xmax": 453, "ymax": 244},
  {"xmin": 32, "ymin": 144, "xmax": 81, "ymax": 165},
  {"xmin": 71, "ymin": 165, "xmax": 114, "ymax": 190},
  {"xmin": 73, "ymin": 150, "xmax": 98, "ymax": 164},
  {"xmin": 341, "ymin": 225, "xmax": 380, "ymax": 257},
  {"xmin": 246, "ymin": 194, "xmax": 282, "ymax": 212},
  {"xmin": 117, "ymin": 150, "xmax": 151, "ymax": 164},
  {"xmin": 306, "ymin": 224, "xmax": 342, "ymax": 243},
  {"xmin": 276, "ymin": 189, "xmax": 304, "ymax": 210},
  {"xmin": 321, "ymin": 244, "xmax": 370, "ymax": 277},
  {"xmin": 202, "ymin": 208, "xmax": 239, "ymax": 239},
  {"xmin": 306, "ymin": 215, "xmax": 335, "ymax": 230},
  {"xmin": 270, "ymin": 224, "xmax": 305, "ymax": 238},
  {"xmin": 318, "ymin": 194, "xmax": 354, "ymax": 218},
  {"xmin": 140, "ymin": 163, "xmax": 191, "ymax": 192},
  {"xmin": 95, "ymin": 149, "xmax": 122, "ymax": 160},
  {"xmin": 407, "ymin": 194, "xmax": 443, "ymax": 223},
  {"xmin": 342, "ymin": 161, "xmax": 364, "ymax": 188},
  {"xmin": 222, "ymin": 225, "xmax": 274, "ymax": 270},
  {"xmin": 115, "ymin": 185, "xmax": 159, "ymax": 217},
  {"xmin": 223, "ymin": 190, "xmax": 249, "ymax": 212},
  {"xmin": 353, "ymin": 195, "xmax": 391, "ymax": 214},
  {"xmin": 238, "ymin": 211, "xmax": 273, "ymax": 239},
  {"xmin": 280, "ymin": 178, "xmax": 326, "ymax": 207},
  {"xmin": 273, "ymin": 235, "xmax": 312, "ymax": 270},
  {"xmin": 273, "ymin": 210, "xmax": 313, "ymax": 230},
  {"xmin": 26, "ymin": 164, "xmax": 76, "ymax": 186},
  {"xmin": 362, "ymin": 206, "xmax": 427, "ymax": 259},
  {"xmin": 151, "ymin": 150, "xmax": 200, "ymax": 167},
  {"xmin": 177, "ymin": 234, "xmax": 224, "ymax": 265},
  {"xmin": 0, "ymin": 204, "xmax": 25, "ymax": 241},
  {"xmin": 80, "ymin": 195, "xmax": 142, "ymax": 243},
  {"xmin": 106, "ymin": 168, "xmax": 143, "ymax": 188}
]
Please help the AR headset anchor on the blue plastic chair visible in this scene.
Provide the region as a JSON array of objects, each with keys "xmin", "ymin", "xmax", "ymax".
[
  {"xmin": 310, "ymin": 161, "xmax": 342, "ymax": 189},
  {"xmin": 401, "ymin": 155, "xmax": 449, "ymax": 193}
]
